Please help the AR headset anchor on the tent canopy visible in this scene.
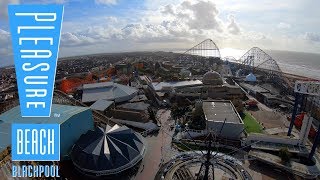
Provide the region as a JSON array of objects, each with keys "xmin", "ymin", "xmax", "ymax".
[
  {"xmin": 71, "ymin": 125, "xmax": 145, "ymax": 175},
  {"xmin": 245, "ymin": 73, "xmax": 257, "ymax": 82}
]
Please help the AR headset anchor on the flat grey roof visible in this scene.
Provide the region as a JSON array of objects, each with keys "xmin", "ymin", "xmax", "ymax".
[
  {"xmin": 151, "ymin": 80, "xmax": 202, "ymax": 91},
  {"xmin": 90, "ymin": 99, "xmax": 114, "ymax": 111},
  {"xmin": 203, "ymin": 101, "xmax": 242, "ymax": 124},
  {"xmin": 82, "ymin": 82, "xmax": 138, "ymax": 103}
]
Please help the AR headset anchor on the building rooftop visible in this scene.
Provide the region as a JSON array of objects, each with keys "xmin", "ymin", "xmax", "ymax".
[
  {"xmin": 202, "ymin": 101, "xmax": 243, "ymax": 124},
  {"xmin": 71, "ymin": 124, "xmax": 146, "ymax": 176},
  {"xmin": 0, "ymin": 122, "xmax": 11, "ymax": 154},
  {"xmin": 129, "ymin": 94, "xmax": 148, "ymax": 102},
  {"xmin": 0, "ymin": 104, "xmax": 90, "ymax": 124},
  {"xmin": 151, "ymin": 80, "xmax": 202, "ymax": 91},
  {"xmin": 82, "ymin": 82, "xmax": 138, "ymax": 103},
  {"xmin": 90, "ymin": 99, "xmax": 114, "ymax": 111},
  {"xmin": 0, "ymin": 104, "xmax": 91, "ymax": 153},
  {"xmin": 118, "ymin": 102, "xmax": 150, "ymax": 111}
]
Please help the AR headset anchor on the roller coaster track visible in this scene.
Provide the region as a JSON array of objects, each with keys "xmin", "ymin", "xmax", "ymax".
[
  {"xmin": 183, "ymin": 39, "xmax": 221, "ymax": 58},
  {"xmin": 239, "ymin": 47, "xmax": 292, "ymax": 93}
]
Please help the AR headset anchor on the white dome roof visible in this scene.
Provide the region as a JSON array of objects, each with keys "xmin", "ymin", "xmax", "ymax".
[{"xmin": 202, "ymin": 71, "xmax": 223, "ymax": 85}]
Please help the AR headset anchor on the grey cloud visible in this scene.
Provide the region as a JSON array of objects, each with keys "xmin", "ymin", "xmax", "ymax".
[
  {"xmin": 0, "ymin": 0, "xmax": 20, "ymax": 20},
  {"xmin": 161, "ymin": 4, "xmax": 175, "ymax": 16},
  {"xmin": 161, "ymin": 1, "xmax": 223, "ymax": 32},
  {"xmin": 244, "ymin": 31, "xmax": 267, "ymax": 41},
  {"xmin": 60, "ymin": 20, "xmax": 197, "ymax": 47},
  {"xmin": 0, "ymin": 0, "xmax": 68, "ymax": 20},
  {"xmin": 60, "ymin": 32, "xmax": 95, "ymax": 47},
  {"xmin": 0, "ymin": 29, "xmax": 13, "ymax": 67},
  {"xmin": 181, "ymin": 1, "xmax": 222, "ymax": 31},
  {"xmin": 304, "ymin": 32, "xmax": 320, "ymax": 42},
  {"xmin": 95, "ymin": 0, "xmax": 117, "ymax": 5},
  {"xmin": 277, "ymin": 22, "xmax": 291, "ymax": 29},
  {"xmin": 227, "ymin": 15, "xmax": 240, "ymax": 34},
  {"xmin": 0, "ymin": 29, "xmax": 12, "ymax": 56},
  {"xmin": 55, "ymin": 1, "xmax": 227, "ymax": 49}
]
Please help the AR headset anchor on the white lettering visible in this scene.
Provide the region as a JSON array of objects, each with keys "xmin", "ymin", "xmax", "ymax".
[
  {"xmin": 40, "ymin": 129, "xmax": 46, "ymax": 155},
  {"xmin": 21, "ymin": 50, "xmax": 52, "ymax": 59},
  {"xmin": 17, "ymin": 26, "xmax": 54, "ymax": 34},
  {"xmin": 31, "ymin": 129, "xmax": 38, "ymax": 155},
  {"xmin": 22, "ymin": 63, "xmax": 50, "ymax": 72},
  {"xmin": 26, "ymin": 89, "xmax": 47, "ymax": 98},
  {"xmin": 24, "ymin": 129, "xmax": 30, "ymax": 155},
  {"xmin": 26, "ymin": 102, "xmax": 45, "ymax": 109},
  {"xmin": 17, "ymin": 129, "xmax": 24, "ymax": 155},
  {"xmin": 12, "ymin": 165, "xmax": 17, "ymax": 177},
  {"xmin": 15, "ymin": 13, "xmax": 56, "ymax": 22},
  {"xmin": 19, "ymin": 37, "xmax": 53, "ymax": 45},
  {"xmin": 24, "ymin": 76, "xmax": 48, "ymax": 85},
  {"xmin": 47, "ymin": 129, "xmax": 54, "ymax": 154}
]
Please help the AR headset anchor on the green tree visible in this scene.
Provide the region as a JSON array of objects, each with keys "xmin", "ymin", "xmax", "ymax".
[
  {"xmin": 148, "ymin": 107, "xmax": 157, "ymax": 124},
  {"xmin": 189, "ymin": 107, "xmax": 206, "ymax": 130},
  {"xmin": 171, "ymin": 104, "xmax": 180, "ymax": 120},
  {"xmin": 171, "ymin": 105, "xmax": 190, "ymax": 120},
  {"xmin": 279, "ymin": 147, "xmax": 291, "ymax": 163}
]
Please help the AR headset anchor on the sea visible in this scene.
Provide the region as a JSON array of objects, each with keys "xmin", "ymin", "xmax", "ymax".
[{"xmin": 266, "ymin": 50, "xmax": 320, "ymax": 80}]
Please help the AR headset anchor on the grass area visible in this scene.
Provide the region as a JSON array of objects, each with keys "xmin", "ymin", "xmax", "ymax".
[{"xmin": 243, "ymin": 112, "xmax": 263, "ymax": 133}]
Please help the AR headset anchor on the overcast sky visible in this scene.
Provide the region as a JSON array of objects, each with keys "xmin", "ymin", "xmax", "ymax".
[{"xmin": 0, "ymin": 0, "xmax": 319, "ymax": 67}]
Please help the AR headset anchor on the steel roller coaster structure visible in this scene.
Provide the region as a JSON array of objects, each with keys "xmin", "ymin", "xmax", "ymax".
[
  {"xmin": 184, "ymin": 39, "xmax": 221, "ymax": 58},
  {"xmin": 239, "ymin": 47, "xmax": 292, "ymax": 93},
  {"xmin": 182, "ymin": 39, "xmax": 293, "ymax": 94},
  {"xmin": 160, "ymin": 39, "xmax": 320, "ymax": 179}
]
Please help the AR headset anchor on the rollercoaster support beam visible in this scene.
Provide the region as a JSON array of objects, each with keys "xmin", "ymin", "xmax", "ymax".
[
  {"xmin": 287, "ymin": 93, "xmax": 302, "ymax": 136},
  {"xmin": 204, "ymin": 133, "xmax": 212, "ymax": 180},
  {"xmin": 309, "ymin": 124, "xmax": 320, "ymax": 161},
  {"xmin": 288, "ymin": 81, "xmax": 320, "ymax": 160}
]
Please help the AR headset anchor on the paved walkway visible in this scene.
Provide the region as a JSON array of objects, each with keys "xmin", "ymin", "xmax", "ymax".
[{"xmin": 134, "ymin": 109, "xmax": 176, "ymax": 180}]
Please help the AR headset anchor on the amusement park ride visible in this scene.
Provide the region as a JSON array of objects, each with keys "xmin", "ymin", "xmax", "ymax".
[
  {"xmin": 239, "ymin": 47, "xmax": 292, "ymax": 94},
  {"xmin": 288, "ymin": 81, "xmax": 320, "ymax": 161},
  {"xmin": 60, "ymin": 67, "xmax": 117, "ymax": 93},
  {"xmin": 183, "ymin": 39, "xmax": 221, "ymax": 58},
  {"xmin": 157, "ymin": 39, "xmax": 320, "ymax": 179},
  {"xmin": 55, "ymin": 38, "xmax": 320, "ymax": 179},
  {"xmin": 59, "ymin": 62, "xmax": 143, "ymax": 94}
]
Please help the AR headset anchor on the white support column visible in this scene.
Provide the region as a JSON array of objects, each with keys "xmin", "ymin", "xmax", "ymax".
[{"xmin": 299, "ymin": 115, "xmax": 313, "ymax": 145}]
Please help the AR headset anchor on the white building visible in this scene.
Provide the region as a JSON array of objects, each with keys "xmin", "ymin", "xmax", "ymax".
[{"xmin": 203, "ymin": 100, "xmax": 244, "ymax": 139}]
